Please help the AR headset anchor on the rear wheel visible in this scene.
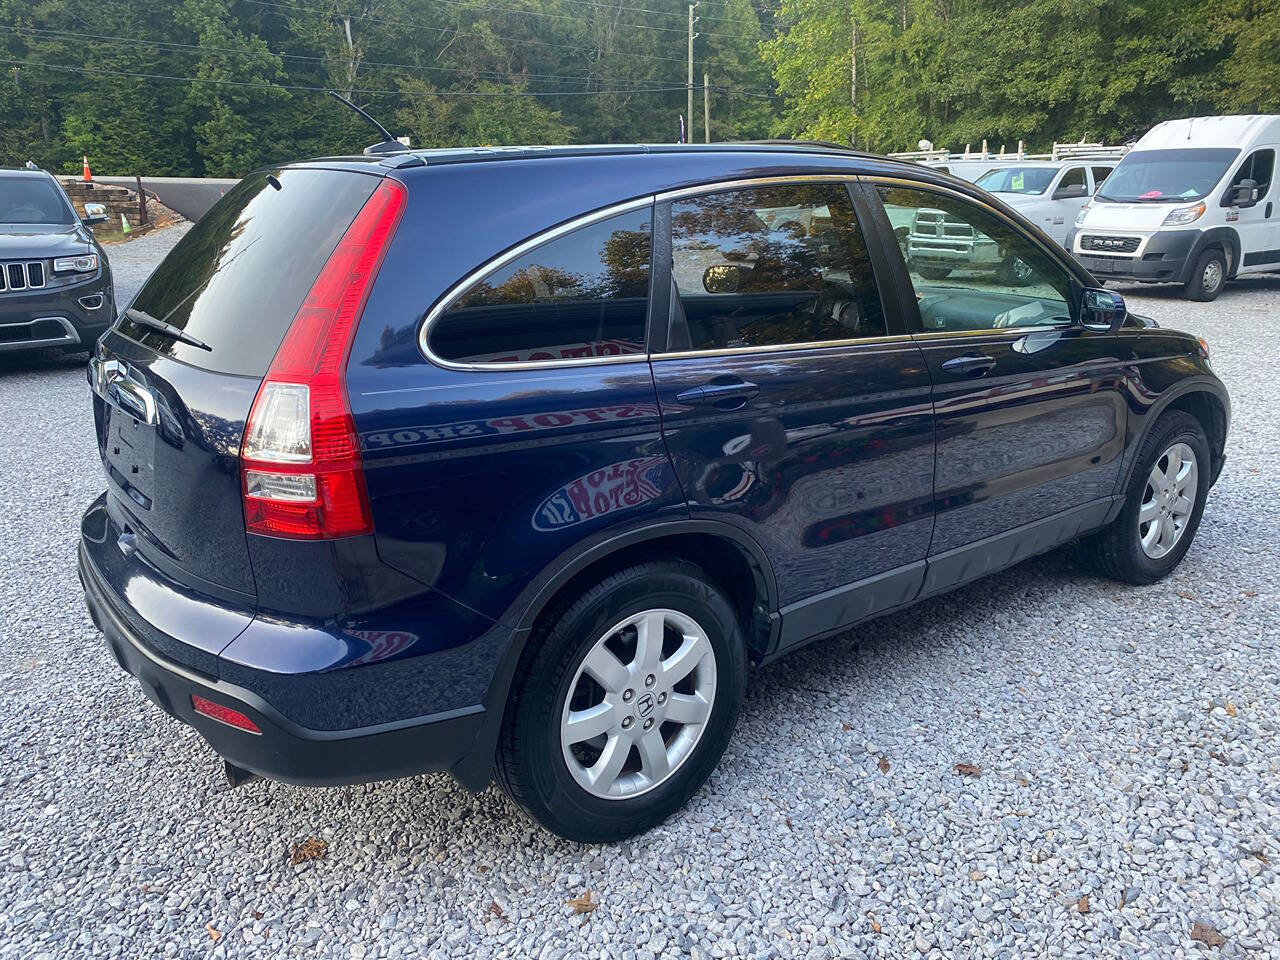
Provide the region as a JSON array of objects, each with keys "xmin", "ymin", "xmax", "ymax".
[
  {"xmin": 496, "ymin": 560, "xmax": 746, "ymax": 842},
  {"xmin": 1084, "ymin": 410, "xmax": 1210, "ymax": 584},
  {"xmin": 1184, "ymin": 248, "xmax": 1226, "ymax": 301}
]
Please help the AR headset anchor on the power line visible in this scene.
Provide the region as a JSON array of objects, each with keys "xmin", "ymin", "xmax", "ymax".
[
  {"xmin": 1, "ymin": 56, "xmax": 777, "ymax": 99},
  {"xmin": 0, "ymin": 24, "xmax": 664, "ymax": 87},
  {"xmin": 266, "ymin": 0, "xmax": 773, "ymax": 35},
  {"xmin": 243, "ymin": 0, "xmax": 692, "ymax": 64},
  {"xmin": 244, "ymin": 0, "xmax": 753, "ymax": 54}
]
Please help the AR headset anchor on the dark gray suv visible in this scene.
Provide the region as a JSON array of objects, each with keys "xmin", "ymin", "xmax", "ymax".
[{"xmin": 1, "ymin": 167, "xmax": 113, "ymax": 355}]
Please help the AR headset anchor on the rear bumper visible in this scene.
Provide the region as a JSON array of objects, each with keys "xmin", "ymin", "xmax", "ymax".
[
  {"xmin": 0, "ymin": 271, "xmax": 113, "ymax": 352},
  {"xmin": 78, "ymin": 540, "xmax": 488, "ymax": 787}
]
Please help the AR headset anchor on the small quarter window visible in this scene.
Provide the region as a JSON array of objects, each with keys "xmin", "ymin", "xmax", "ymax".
[
  {"xmin": 667, "ymin": 183, "xmax": 885, "ymax": 352},
  {"xmin": 430, "ymin": 207, "xmax": 653, "ymax": 365}
]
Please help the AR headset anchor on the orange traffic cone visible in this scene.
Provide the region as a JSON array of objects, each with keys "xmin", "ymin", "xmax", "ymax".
[{"xmin": 82, "ymin": 155, "xmax": 92, "ymax": 183}]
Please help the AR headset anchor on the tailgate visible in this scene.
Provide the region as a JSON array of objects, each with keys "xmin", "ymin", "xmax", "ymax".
[{"xmin": 89, "ymin": 166, "xmax": 383, "ymax": 603}]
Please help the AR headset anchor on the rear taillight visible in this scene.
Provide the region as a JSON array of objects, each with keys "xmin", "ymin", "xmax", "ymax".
[{"xmin": 241, "ymin": 178, "xmax": 406, "ymax": 540}]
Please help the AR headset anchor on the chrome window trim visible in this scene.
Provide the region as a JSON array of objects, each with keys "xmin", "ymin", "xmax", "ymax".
[
  {"xmin": 417, "ymin": 195, "xmax": 656, "ymax": 372},
  {"xmin": 655, "ymin": 173, "xmax": 857, "ymax": 204},
  {"xmin": 417, "ymin": 174, "xmax": 875, "ymax": 372},
  {"xmin": 910, "ymin": 324, "xmax": 1075, "ymax": 342},
  {"xmin": 650, "ymin": 332, "xmax": 913, "ymax": 362}
]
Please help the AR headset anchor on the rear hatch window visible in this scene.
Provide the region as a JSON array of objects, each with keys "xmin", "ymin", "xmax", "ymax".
[
  {"xmin": 92, "ymin": 166, "xmax": 382, "ymax": 610},
  {"xmin": 118, "ymin": 167, "xmax": 380, "ymax": 375}
]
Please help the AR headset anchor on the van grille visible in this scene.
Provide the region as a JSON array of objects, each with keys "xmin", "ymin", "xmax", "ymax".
[
  {"xmin": 1081, "ymin": 235, "xmax": 1141, "ymax": 254},
  {"xmin": 0, "ymin": 261, "xmax": 47, "ymax": 293}
]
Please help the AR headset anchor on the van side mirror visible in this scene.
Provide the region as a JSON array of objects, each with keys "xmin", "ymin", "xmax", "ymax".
[
  {"xmin": 1054, "ymin": 182, "xmax": 1088, "ymax": 200},
  {"xmin": 81, "ymin": 202, "xmax": 108, "ymax": 225},
  {"xmin": 1080, "ymin": 287, "xmax": 1126, "ymax": 333},
  {"xmin": 1224, "ymin": 178, "xmax": 1259, "ymax": 208}
]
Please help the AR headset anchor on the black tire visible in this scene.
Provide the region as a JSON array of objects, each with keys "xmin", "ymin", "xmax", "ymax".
[
  {"xmin": 916, "ymin": 265, "xmax": 952, "ymax": 281},
  {"xmin": 495, "ymin": 560, "xmax": 747, "ymax": 842},
  {"xmin": 1084, "ymin": 410, "xmax": 1211, "ymax": 584},
  {"xmin": 997, "ymin": 255, "xmax": 1035, "ymax": 287},
  {"xmin": 1183, "ymin": 248, "xmax": 1226, "ymax": 301}
]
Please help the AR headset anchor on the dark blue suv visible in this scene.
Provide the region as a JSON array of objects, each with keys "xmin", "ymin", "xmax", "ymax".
[{"xmin": 79, "ymin": 144, "xmax": 1229, "ymax": 841}]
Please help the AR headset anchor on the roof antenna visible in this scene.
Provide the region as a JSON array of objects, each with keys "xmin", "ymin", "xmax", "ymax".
[{"xmin": 327, "ymin": 90, "xmax": 405, "ymax": 155}]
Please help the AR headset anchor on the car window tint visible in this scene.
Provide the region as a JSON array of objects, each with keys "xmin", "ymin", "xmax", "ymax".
[
  {"xmin": 879, "ymin": 185, "xmax": 1072, "ymax": 333},
  {"xmin": 667, "ymin": 183, "xmax": 885, "ymax": 352},
  {"xmin": 1090, "ymin": 166, "xmax": 1113, "ymax": 191},
  {"xmin": 430, "ymin": 207, "xmax": 652, "ymax": 365},
  {"xmin": 0, "ymin": 177, "xmax": 72, "ymax": 224}
]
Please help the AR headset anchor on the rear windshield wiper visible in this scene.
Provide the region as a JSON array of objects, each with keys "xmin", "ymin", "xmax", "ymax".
[{"xmin": 123, "ymin": 308, "xmax": 212, "ymax": 351}]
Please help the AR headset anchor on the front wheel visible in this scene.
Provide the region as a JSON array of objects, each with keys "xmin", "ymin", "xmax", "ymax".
[
  {"xmin": 916, "ymin": 265, "xmax": 952, "ymax": 281},
  {"xmin": 1184, "ymin": 248, "xmax": 1226, "ymax": 301},
  {"xmin": 496, "ymin": 560, "xmax": 747, "ymax": 842},
  {"xmin": 1084, "ymin": 410, "xmax": 1210, "ymax": 584}
]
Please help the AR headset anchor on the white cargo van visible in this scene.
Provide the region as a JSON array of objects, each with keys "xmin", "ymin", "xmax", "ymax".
[{"xmin": 1069, "ymin": 115, "xmax": 1279, "ymax": 300}]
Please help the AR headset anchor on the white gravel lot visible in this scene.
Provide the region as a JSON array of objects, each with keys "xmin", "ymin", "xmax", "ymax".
[{"xmin": 0, "ymin": 228, "xmax": 1276, "ymax": 959}]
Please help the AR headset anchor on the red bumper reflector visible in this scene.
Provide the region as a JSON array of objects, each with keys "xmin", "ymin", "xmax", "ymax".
[{"xmin": 191, "ymin": 695, "xmax": 262, "ymax": 734}]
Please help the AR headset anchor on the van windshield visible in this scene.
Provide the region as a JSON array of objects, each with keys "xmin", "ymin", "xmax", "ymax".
[
  {"xmin": 974, "ymin": 167, "xmax": 1056, "ymax": 195},
  {"xmin": 1095, "ymin": 148, "xmax": 1240, "ymax": 203}
]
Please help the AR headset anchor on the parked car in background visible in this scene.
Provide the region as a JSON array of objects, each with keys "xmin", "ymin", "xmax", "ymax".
[
  {"xmin": 0, "ymin": 167, "xmax": 112, "ymax": 354},
  {"xmin": 79, "ymin": 144, "xmax": 1229, "ymax": 842},
  {"xmin": 1070, "ymin": 114, "xmax": 1280, "ymax": 300},
  {"xmin": 974, "ymin": 161, "xmax": 1115, "ymax": 246}
]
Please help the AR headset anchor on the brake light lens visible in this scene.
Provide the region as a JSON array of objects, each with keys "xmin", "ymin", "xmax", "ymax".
[{"xmin": 241, "ymin": 178, "xmax": 406, "ymax": 539}]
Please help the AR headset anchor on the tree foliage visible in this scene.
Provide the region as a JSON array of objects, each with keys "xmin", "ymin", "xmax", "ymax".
[
  {"xmin": 0, "ymin": 0, "xmax": 1276, "ymax": 175},
  {"xmin": 765, "ymin": 0, "xmax": 1279, "ymax": 152}
]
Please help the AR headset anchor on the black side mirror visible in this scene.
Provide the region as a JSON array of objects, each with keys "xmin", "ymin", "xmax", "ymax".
[
  {"xmin": 1080, "ymin": 287, "xmax": 1126, "ymax": 332},
  {"xmin": 1224, "ymin": 178, "xmax": 1259, "ymax": 208},
  {"xmin": 703, "ymin": 263, "xmax": 743, "ymax": 294},
  {"xmin": 1054, "ymin": 182, "xmax": 1088, "ymax": 200}
]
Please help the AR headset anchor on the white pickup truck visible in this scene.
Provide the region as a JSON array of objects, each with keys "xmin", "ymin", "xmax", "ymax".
[{"xmin": 974, "ymin": 161, "xmax": 1117, "ymax": 246}]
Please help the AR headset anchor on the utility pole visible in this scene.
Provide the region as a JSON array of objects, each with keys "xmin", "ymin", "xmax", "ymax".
[
  {"xmin": 703, "ymin": 72, "xmax": 711, "ymax": 143},
  {"xmin": 687, "ymin": 3, "xmax": 698, "ymax": 144},
  {"xmin": 850, "ymin": 20, "xmax": 858, "ymax": 149}
]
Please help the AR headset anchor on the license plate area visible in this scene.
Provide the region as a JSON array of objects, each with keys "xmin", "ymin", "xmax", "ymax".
[{"xmin": 103, "ymin": 402, "xmax": 156, "ymax": 510}]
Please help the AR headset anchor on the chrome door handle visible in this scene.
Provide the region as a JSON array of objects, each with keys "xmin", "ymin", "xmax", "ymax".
[
  {"xmin": 940, "ymin": 354, "xmax": 996, "ymax": 377},
  {"xmin": 676, "ymin": 380, "xmax": 760, "ymax": 407}
]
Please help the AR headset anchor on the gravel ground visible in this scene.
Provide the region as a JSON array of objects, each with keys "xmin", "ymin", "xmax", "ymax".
[{"xmin": 0, "ymin": 238, "xmax": 1276, "ymax": 958}]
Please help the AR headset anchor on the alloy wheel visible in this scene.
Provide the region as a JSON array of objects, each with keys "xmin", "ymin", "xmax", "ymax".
[
  {"xmin": 560, "ymin": 609, "xmax": 717, "ymax": 800},
  {"xmin": 1139, "ymin": 441, "xmax": 1198, "ymax": 559}
]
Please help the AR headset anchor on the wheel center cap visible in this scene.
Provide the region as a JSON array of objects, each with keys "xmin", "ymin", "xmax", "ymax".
[{"xmin": 635, "ymin": 691, "xmax": 656, "ymax": 719}]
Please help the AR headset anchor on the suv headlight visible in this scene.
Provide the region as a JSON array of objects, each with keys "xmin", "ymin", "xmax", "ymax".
[
  {"xmin": 1075, "ymin": 203, "xmax": 1091, "ymax": 226},
  {"xmin": 1162, "ymin": 202, "xmax": 1206, "ymax": 227},
  {"xmin": 53, "ymin": 253, "xmax": 99, "ymax": 274}
]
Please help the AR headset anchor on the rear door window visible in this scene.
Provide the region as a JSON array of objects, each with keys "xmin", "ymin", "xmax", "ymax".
[
  {"xmin": 1090, "ymin": 166, "xmax": 1113, "ymax": 192},
  {"xmin": 666, "ymin": 182, "xmax": 885, "ymax": 352},
  {"xmin": 428, "ymin": 206, "xmax": 653, "ymax": 365},
  {"xmin": 117, "ymin": 168, "xmax": 380, "ymax": 376}
]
